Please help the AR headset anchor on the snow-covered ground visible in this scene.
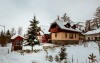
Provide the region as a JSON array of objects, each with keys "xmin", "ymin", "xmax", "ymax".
[{"xmin": 0, "ymin": 42, "xmax": 99, "ymax": 63}]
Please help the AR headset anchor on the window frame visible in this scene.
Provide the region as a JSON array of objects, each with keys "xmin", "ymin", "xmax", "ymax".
[
  {"xmin": 69, "ymin": 33, "xmax": 73, "ymax": 39},
  {"xmin": 55, "ymin": 33, "xmax": 57, "ymax": 38}
]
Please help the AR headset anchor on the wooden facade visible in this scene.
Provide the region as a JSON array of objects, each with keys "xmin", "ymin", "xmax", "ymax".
[{"xmin": 85, "ymin": 33, "xmax": 100, "ymax": 41}]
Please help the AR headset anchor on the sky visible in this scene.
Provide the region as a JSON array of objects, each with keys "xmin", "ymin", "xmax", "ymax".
[{"xmin": 0, "ymin": 0, "xmax": 100, "ymax": 34}]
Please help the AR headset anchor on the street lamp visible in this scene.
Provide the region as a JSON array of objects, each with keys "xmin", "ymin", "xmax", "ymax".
[{"xmin": 0, "ymin": 25, "xmax": 5, "ymax": 33}]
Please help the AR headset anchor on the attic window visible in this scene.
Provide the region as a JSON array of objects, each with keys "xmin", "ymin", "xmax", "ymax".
[
  {"xmin": 72, "ymin": 24, "xmax": 76, "ymax": 29},
  {"xmin": 64, "ymin": 23, "xmax": 71, "ymax": 28}
]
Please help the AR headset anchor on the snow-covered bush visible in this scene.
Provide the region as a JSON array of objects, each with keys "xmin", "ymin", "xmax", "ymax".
[
  {"xmin": 26, "ymin": 49, "xmax": 31, "ymax": 53},
  {"xmin": 46, "ymin": 54, "xmax": 48, "ymax": 60},
  {"xmin": 48, "ymin": 55, "xmax": 53, "ymax": 62},
  {"xmin": 55, "ymin": 55, "xmax": 60, "ymax": 62}
]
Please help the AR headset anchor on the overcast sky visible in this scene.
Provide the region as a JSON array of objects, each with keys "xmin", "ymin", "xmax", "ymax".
[{"xmin": 0, "ymin": 0, "xmax": 100, "ymax": 34}]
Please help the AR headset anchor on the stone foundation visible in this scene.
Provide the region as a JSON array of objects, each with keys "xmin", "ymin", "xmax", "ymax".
[{"xmin": 51, "ymin": 40, "xmax": 79, "ymax": 45}]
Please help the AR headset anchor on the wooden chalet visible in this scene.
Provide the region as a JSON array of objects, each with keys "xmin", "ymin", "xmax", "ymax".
[
  {"xmin": 49, "ymin": 14, "xmax": 82, "ymax": 45},
  {"xmin": 11, "ymin": 35, "xmax": 24, "ymax": 51}
]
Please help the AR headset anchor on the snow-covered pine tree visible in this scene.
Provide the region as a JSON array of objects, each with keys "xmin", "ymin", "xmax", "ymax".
[
  {"xmin": 27, "ymin": 15, "xmax": 40, "ymax": 51},
  {"xmin": 48, "ymin": 55, "xmax": 53, "ymax": 62},
  {"xmin": 59, "ymin": 46, "xmax": 67, "ymax": 62}
]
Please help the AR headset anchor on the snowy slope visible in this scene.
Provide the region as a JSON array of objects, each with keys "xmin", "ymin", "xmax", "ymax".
[{"xmin": 0, "ymin": 42, "xmax": 99, "ymax": 63}]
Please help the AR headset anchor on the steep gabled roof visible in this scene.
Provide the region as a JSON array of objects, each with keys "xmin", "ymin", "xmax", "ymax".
[
  {"xmin": 56, "ymin": 20, "xmax": 81, "ymax": 32},
  {"xmin": 49, "ymin": 13, "xmax": 82, "ymax": 33},
  {"xmin": 85, "ymin": 28, "xmax": 100, "ymax": 35},
  {"xmin": 49, "ymin": 19, "xmax": 81, "ymax": 33}
]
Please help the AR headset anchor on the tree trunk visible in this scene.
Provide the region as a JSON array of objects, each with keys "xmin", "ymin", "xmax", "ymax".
[{"xmin": 31, "ymin": 44, "xmax": 33, "ymax": 51}]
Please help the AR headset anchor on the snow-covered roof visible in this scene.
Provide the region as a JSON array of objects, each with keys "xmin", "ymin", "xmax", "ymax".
[
  {"xmin": 11, "ymin": 34, "xmax": 24, "ymax": 39},
  {"xmin": 39, "ymin": 31, "xmax": 44, "ymax": 35},
  {"xmin": 85, "ymin": 28, "xmax": 100, "ymax": 35},
  {"xmin": 40, "ymin": 25, "xmax": 50, "ymax": 35},
  {"xmin": 54, "ymin": 20, "xmax": 81, "ymax": 33}
]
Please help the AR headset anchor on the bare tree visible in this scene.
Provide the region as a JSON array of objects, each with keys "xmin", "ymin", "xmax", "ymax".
[
  {"xmin": 11, "ymin": 27, "xmax": 16, "ymax": 36},
  {"xmin": 18, "ymin": 27, "xmax": 22, "ymax": 35}
]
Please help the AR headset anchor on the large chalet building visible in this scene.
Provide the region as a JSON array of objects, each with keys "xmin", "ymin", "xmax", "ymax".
[{"xmin": 49, "ymin": 14, "xmax": 84, "ymax": 44}]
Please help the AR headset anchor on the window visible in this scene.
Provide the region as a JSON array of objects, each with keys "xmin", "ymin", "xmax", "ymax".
[
  {"xmin": 75, "ymin": 34, "xmax": 76, "ymax": 38},
  {"xmin": 99, "ymin": 37, "xmax": 100, "ymax": 40},
  {"xmin": 69, "ymin": 33, "xmax": 73, "ymax": 39},
  {"xmin": 55, "ymin": 33, "xmax": 57, "ymax": 37},
  {"xmin": 65, "ymin": 33, "xmax": 67, "ymax": 38},
  {"xmin": 88, "ymin": 37, "xmax": 90, "ymax": 40},
  {"xmin": 95, "ymin": 37, "xmax": 97, "ymax": 40},
  {"xmin": 91, "ymin": 37, "xmax": 93, "ymax": 40}
]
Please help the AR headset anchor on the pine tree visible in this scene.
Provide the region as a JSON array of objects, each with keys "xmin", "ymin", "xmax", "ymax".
[
  {"xmin": 27, "ymin": 15, "xmax": 39, "ymax": 51},
  {"xmin": 59, "ymin": 46, "xmax": 67, "ymax": 62},
  {"xmin": 6, "ymin": 30, "xmax": 11, "ymax": 36},
  {"xmin": 6, "ymin": 30, "xmax": 11, "ymax": 43},
  {"xmin": 1, "ymin": 30, "xmax": 4, "ymax": 36},
  {"xmin": 0, "ymin": 31, "xmax": 7, "ymax": 47}
]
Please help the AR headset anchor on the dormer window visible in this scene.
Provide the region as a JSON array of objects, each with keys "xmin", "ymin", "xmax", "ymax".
[
  {"xmin": 72, "ymin": 24, "xmax": 76, "ymax": 29},
  {"xmin": 64, "ymin": 23, "xmax": 71, "ymax": 28}
]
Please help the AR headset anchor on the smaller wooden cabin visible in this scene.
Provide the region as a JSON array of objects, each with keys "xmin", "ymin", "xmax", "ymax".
[
  {"xmin": 11, "ymin": 35, "xmax": 24, "ymax": 51},
  {"xmin": 37, "ymin": 25, "xmax": 50, "ymax": 43}
]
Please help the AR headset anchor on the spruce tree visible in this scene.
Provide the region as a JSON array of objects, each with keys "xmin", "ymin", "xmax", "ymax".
[
  {"xmin": 0, "ymin": 31, "xmax": 7, "ymax": 47},
  {"xmin": 6, "ymin": 30, "xmax": 11, "ymax": 36},
  {"xmin": 6, "ymin": 30, "xmax": 11, "ymax": 43},
  {"xmin": 27, "ymin": 15, "xmax": 39, "ymax": 51}
]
